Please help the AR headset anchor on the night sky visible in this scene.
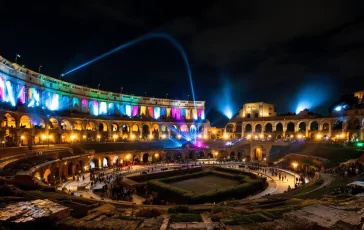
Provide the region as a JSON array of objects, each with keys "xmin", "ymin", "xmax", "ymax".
[{"xmin": 2, "ymin": 1, "xmax": 364, "ymax": 127}]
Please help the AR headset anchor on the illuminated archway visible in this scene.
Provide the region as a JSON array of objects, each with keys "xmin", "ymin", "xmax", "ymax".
[
  {"xmin": 235, "ymin": 124, "xmax": 242, "ymax": 133},
  {"xmin": 112, "ymin": 156, "xmax": 119, "ymax": 165},
  {"xmin": 190, "ymin": 125, "xmax": 197, "ymax": 134},
  {"xmin": 254, "ymin": 147, "xmax": 263, "ymax": 161},
  {"xmin": 122, "ymin": 124, "xmax": 130, "ymax": 133},
  {"xmin": 86, "ymin": 121, "xmax": 96, "ymax": 131},
  {"xmin": 322, "ymin": 122, "xmax": 330, "ymax": 131},
  {"xmin": 19, "ymin": 115, "xmax": 31, "ymax": 128},
  {"xmin": 43, "ymin": 169, "xmax": 51, "ymax": 183},
  {"xmin": 161, "ymin": 125, "xmax": 168, "ymax": 134},
  {"xmin": 60, "ymin": 119, "xmax": 72, "ymax": 130},
  {"xmin": 103, "ymin": 157, "xmax": 109, "ymax": 167},
  {"xmin": 20, "ymin": 132, "xmax": 30, "ymax": 145},
  {"xmin": 132, "ymin": 124, "xmax": 140, "ymax": 135},
  {"xmin": 73, "ymin": 120, "xmax": 83, "ymax": 131},
  {"xmin": 99, "ymin": 122, "xmax": 108, "ymax": 131},
  {"xmin": 152, "ymin": 124, "xmax": 159, "ymax": 139},
  {"xmin": 111, "ymin": 123, "xmax": 119, "ymax": 132},
  {"xmin": 2, "ymin": 113, "xmax": 16, "ymax": 128},
  {"xmin": 89, "ymin": 160, "xmax": 96, "ymax": 169},
  {"xmin": 49, "ymin": 117, "xmax": 59, "ymax": 129}
]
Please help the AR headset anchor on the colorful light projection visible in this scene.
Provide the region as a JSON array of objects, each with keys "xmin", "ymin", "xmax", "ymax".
[
  {"xmin": 154, "ymin": 107, "xmax": 160, "ymax": 119},
  {"xmin": 17, "ymin": 85, "xmax": 25, "ymax": 104},
  {"xmin": 89, "ymin": 100, "xmax": 99, "ymax": 116},
  {"xmin": 81, "ymin": 99, "xmax": 88, "ymax": 112},
  {"xmin": 99, "ymin": 102, "xmax": 107, "ymax": 115},
  {"xmin": 0, "ymin": 77, "xmax": 4, "ymax": 101},
  {"xmin": 5, "ymin": 81, "xmax": 16, "ymax": 106},
  {"xmin": 125, "ymin": 105, "xmax": 132, "ymax": 117},
  {"xmin": 72, "ymin": 97, "xmax": 79, "ymax": 107},
  {"xmin": 176, "ymin": 108, "xmax": 181, "ymax": 120},
  {"xmin": 28, "ymin": 88, "xmax": 40, "ymax": 107},
  {"xmin": 148, "ymin": 107, "xmax": 154, "ymax": 117},
  {"xmin": 132, "ymin": 106, "xmax": 139, "ymax": 117},
  {"xmin": 140, "ymin": 106, "xmax": 147, "ymax": 116},
  {"xmin": 192, "ymin": 109, "xmax": 198, "ymax": 120},
  {"xmin": 108, "ymin": 103, "xmax": 114, "ymax": 115},
  {"xmin": 49, "ymin": 94, "xmax": 59, "ymax": 111}
]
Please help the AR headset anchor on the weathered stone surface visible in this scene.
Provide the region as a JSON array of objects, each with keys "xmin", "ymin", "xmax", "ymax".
[{"xmin": 88, "ymin": 203, "xmax": 116, "ymax": 214}]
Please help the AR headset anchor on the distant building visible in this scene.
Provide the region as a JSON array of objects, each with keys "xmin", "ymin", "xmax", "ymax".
[{"xmin": 238, "ymin": 102, "xmax": 277, "ymax": 118}]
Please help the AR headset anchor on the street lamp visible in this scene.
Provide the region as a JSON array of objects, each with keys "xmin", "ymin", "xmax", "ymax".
[
  {"xmin": 15, "ymin": 54, "xmax": 20, "ymax": 64},
  {"xmin": 162, "ymin": 134, "xmax": 166, "ymax": 139},
  {"xmin": 215, "ymin": 151, "xmax": 219, "ymax": 158},
  {"xmin": 113, "ymin": 134, "xmax": 118, "ymax": 142},
  {"xmin": 97, "ymin": 135, "xmax": 101, "ymax": 142},
  {"xmin": 83, "ymin": 135, "xmax": 86, "ymax": 142},
  {"xmin": 71, "ymin": 135, "xmax": 76, "ymax": 143},
  {"xmin": 177, "ymin": 134, "xmax": 182, "ymax": 139}
]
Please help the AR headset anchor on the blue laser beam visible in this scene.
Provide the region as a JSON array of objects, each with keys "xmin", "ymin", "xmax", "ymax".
[{"xmin": 62, "ymin": 32, "xmax": 196, "ymax": 108}]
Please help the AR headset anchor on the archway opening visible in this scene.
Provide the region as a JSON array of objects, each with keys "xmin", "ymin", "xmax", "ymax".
[
  {"xmin": 310, "ymin": 121, "xmax": 319, "ymax": 131},
  {"xmin": 265, "ymin": 123, "xmax": 272, "ymax": 132},
  {"xmin": 230, "ymin": 152, "xmax": 235, "ymax": 160},
  {"xmin": 255, "ymin": 124, "xmax": 262, "ymax": 132},
  {"xmin": 226, "ymin": 124, "xmax": 234, "ymax": 133},
  {"xmin": 20, "ymin": 132, "xmax": 31, "ymax": 146},
  {"xmin": 132, "ymin": 124, "xmax": 140, "ymax": 136},
  {"xmin": 103, "ymin": 157, "xmax": 109, "ymax": 167},
  {"xmin": 99, "ymin": 122, "xmax": 108, "ymax": 132},
  {"xmin": 245, "ymin": 124, "xmax": 252, "ymax": 133},
  {"xmin": 197, "ymin": 151, "xmax": 205, "ymax": 159},
  {"xmin": 255, "ymin": 147, "xmax": 263, "ymax": 161},
  {"xmin": 322, "ymin": 122, "xmax": 330, "ymax": 131},
  {"xmin": 152, "ymin": 124, "xmax": 159, "ymax": 139},
  {"xmin": 276, "ymin": 123, "xmax": 283, "ymax": 132},
  {"xmin": 112, "ymin": 156, "xmax": 119, "ymax": 165},
  {"xmin": 86, "ymin": 121, "xmax": 96, "ymax": 131},
  {"xmin": 19, "ymin": 115, "xmax": 31, "ymax": 128},
  {"xmin": 333, "ymin": 120, "xmax": 343, "ymax": 130},
  {"xmin": 61, "ymin": 119, "xmax": 72, "ymax": 130},
  {"xmin": 287, "ymin": 122, "xmax": 295, "ymax": 132},
  {"xmin": 2, "ymin": 113, "xmax": 16, "ymax": 128},
  {"xmin": 111, "ymin": 123, "xmax": 119, "ymax": 132},
  {"xmin": 142, "ymin": 124, "xmax": 150, "ymax": 139},
  {"xmin": 43, "ymin": 169, "xmax": 51, "ymax": 183},
  {"xmin": 298, "ymin": 122, "xmax": 306, "ymax": 131},
  {"xmin": 348, "ymin": 118, "xmax": 360, "ymax": 130},
  {"xmin": 142, "ymin": 153, "xmax": 149, "ymax": 163},
  {"xmin": 73, "ymin": 120, "xmax": 83, "ymax": 131}
]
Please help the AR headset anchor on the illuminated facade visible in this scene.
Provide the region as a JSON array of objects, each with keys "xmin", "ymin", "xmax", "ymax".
[
  {"xmin": 354, "ymin": 90, "xmax": 364, "ymax": 104},
  {"xmin": 0, "ymin": 55, "xmax": 208, "ymax": 147},
  {"xmin": 226, "ymin": 102, "xmax": 364, "ymax": 142},
  {"xmin": 238, "ymin": 102, "xmax": 277, "ymax": 118}
]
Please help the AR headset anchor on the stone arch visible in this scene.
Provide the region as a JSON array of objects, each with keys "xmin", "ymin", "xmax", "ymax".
[
  {"xmin": 20, "ymin": 132, "xmax": 31, "ymax": 145},
  {"xmin": 276, "ymin": 134, "xmax": 282, "ymax": 139},
  {"xmin": 322, "ymin": 122, "xmax": 330, "ymax": 131},
  {"xmin": 286, "ymin": 122, "xmax": 295, "ymax": 132},
  {"xmin": 132, "ymin": 124, "xmax": 140, "ymax": 135},
  {"xmin": 226, "ymin": 124, "xmax": 234, "ymax": 133},
  {"xmin": 333, "ymin": 120, "xmax": 343, "ymax": 130},
  {"xmin": 152, "ymin": 124, "xmax": 159, "ymax": 139},
  {"xmin": 265, "ymin": 123, "xmax": 273, "ymax": 132},
  {"xmin": 48, "ymin": 117, "xmax": 59, "ymax": 129},
  {"xmin": 348, "ymin": 117, "xmax": 360, "ymax": 130},
  {"xmin": 111, "ymin": 123, "xmax": 119, "ymax": 132},
  {"xmin": 73, "ymin": 120, "xmax": 83, "ymax": 131},
  {"xmin": 19, "ymin": 115, "xmax": 31, "ymax": 128},
  {"xmin": 2, "ymin": 113, "xmax": 16, "ymax": 128},
  {"xmin": 33, "ymin": 117, "xmax": 46, "ymax": 129},
  {"xmin": 245, "ymin": 124, "xmax": 252, "ymax": 132},
  {"xmin": 122, "ymin": 124, "xmax": 130, "ymax": 133},
  {"xmin": 43, "ymin": 168, "xmax": 51, "ymax": 183},
  {"xmin": 60, "ymin": 119, "xmax": 72, "ymax": 130},
  {"xmin": 230, "ymin": 151, "xmax": 235, "ymax": 160},
  {"xmin": 310, "ymin": 121, "xmax": 319, "ymax": 131},
  {"xmin": 68, "ymin": 162, "xmax": 75, "ymax": 176},
  {"xmin": 142, "ymin": 153, "xmax": 149, "ymax": 163},
  {"xmin": 90, "ymin": 159, "xmax": 97, "ymax": 169},
  {"xmin": 161, "ymin": 125, "xmax": 169, "ymax": 134},
  {"xmin": 176, "ymin": 152, "xmax": 182, "ymax": 160},
  {"xmin": 133, "ymin": 155, "xmax": 140, "ymax": 163},
  {"xmin": 99, "ymin": 122, "xmax": 108, "ymax": 131},
  {"xmin": 255, "ymin": 124, "xmax": 262, "ymax": 132},
  {"xmin": 142, "ymin": 124, "xmax": 150, "ymax": 138},
  {"xmin": 276, "ymin": 122, "xmax": 283, "ymax": 132},
  {"xmin": 197, "ymin": 151, "xmax": 205, "ymax": 159},
  {"xmin": 188, "ymin": 151, "xmax": 195, "ymax": 159},
  {"xmin": 252, "ymin": 147, "xmax": 264, "ymax": 161},
  {"xmin": 85, "ymin": 121, "xmax": 96, "ymax": 131},
  {"xmin": 236, "ymin": 124, "xmax": 242, "ymax": 133},
  {"xmin": 166, "ymin": 152, "xmax": 173, "ymax": 161},
  {"xmin": 298, "ymin": 121, "xmax": 307, "ymax": 132},
  {"xmin": 237, "ymin": 151, "xmax": 244, "ymax": 160}
]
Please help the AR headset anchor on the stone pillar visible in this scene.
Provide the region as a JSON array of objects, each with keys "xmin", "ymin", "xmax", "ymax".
[
  {"xmin": 283, "ymin": 127, "xmax": 287, "ymax": 137},
  {"xmin": 319, "ymin": 123, "xmax": 323, "ymax": 132}
]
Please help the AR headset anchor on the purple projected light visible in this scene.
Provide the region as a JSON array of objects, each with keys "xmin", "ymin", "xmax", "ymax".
[{"xmin": 132, "ymin": 106, "xmax": 139, "ymax": 117}]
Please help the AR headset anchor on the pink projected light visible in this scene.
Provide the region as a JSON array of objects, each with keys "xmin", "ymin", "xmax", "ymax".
[
  {"xmin": 0, "ymin": 77, "xmax": 4, "ymax": 100},
  {"xmin": 198, "ymin": 109, "xmax": 202, "ymax": 118},
  {"xmin": 18, "ymin": 85, "xmax": 25, "ymax": 104},
  {"xmin": 171, "ymin": 108, "xmax": 176, "ymax": 118},
  {"xmin": 148, "ymin": 107, "xmax": 154, "ymax": 117},
  {"xmin": 132, "ymin": 106, "xmax": 139, "ymax": 117},
  {"xmin": 176, "ymin": 108, "xmax": 181, "ymax": 120}
]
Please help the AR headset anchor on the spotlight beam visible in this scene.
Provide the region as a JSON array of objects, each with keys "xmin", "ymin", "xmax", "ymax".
[{"xmin": 62, "ymin": 32, "xmax": 196, "ymax": 108}]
